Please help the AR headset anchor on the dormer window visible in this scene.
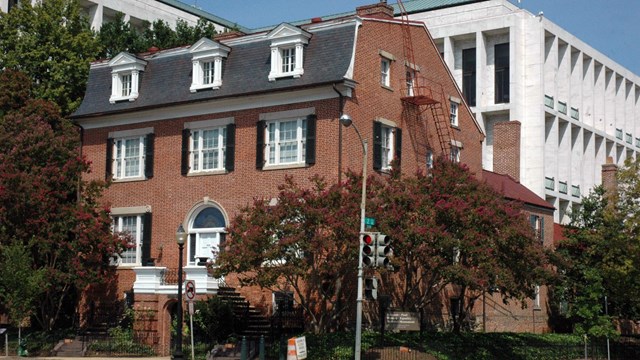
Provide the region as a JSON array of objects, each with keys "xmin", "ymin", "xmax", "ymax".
[
  {"xmin": 267, "ymin": 23, "xmax": 311, "ymax": 81},
  {"xmin": 189, "ymin": 38, "xmax": 230, "ymax": 92},
  {"xmin": 108, "ymin": 52, "xmax": 147, "ymax": 104}
]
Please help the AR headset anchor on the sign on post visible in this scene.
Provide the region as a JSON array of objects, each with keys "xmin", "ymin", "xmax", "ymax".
[
  {"xmin": 295, "ymin": 336, "xmax": 307, "ymax": 359},
  {"xmin": 385, "ymin": 311, "xmax": 420, "ymax": 331},
  {"xmin": 185, "ymin": 280, "xmax": 196, "ymax": 301}
]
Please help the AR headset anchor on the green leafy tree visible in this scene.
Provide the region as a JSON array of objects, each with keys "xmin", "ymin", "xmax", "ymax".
[
  {"xmin": 0, "ymin": 0, "xmax": 100, "ymax": 115},
  {"xmin": 98, "ymin": 15, "xmax": 217, "ymax": 58},
  {"xmin": 372, "ymin": 158, "xmax": 552, "ymax": 332},
  {"xmin": 555, "ymin": 158, "xmax": 640, "ymax": 336},
  {"xmin": 0, "ymin": 69, "xmax": 127, "ymax": 331}
]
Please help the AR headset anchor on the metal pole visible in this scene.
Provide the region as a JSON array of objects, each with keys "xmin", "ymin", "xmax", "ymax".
[
  {"xmin": 189, "ymin": 310, "xmax": 195, "ymax": 360},
  {"xmin": 354, "ymin": 135, "xmax": 367, "ymax": 360},
  {"xmin": 173, "ymin": 243, "xmax": 185, "ymax": 360},
  {"xmin": 605, "ymin": 295, "xmax": 610, "ymax": 360}
]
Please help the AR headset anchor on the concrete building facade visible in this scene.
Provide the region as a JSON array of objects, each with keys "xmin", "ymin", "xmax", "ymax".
[
  {"xmin": 1, "ymin": 0, "xmax": 242, "ymax": 32},
  {"xmin": 403, "ymin": 0, "xmax": 640, "ymax": 223}
]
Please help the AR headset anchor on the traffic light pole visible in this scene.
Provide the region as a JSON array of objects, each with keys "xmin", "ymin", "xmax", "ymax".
[
  {"xmin": 339, "ymin": 114, "xmax": 367, "ymax": 360},
  {"xmin": 355, "ymin": 138, "xmax": 367, "ymax": 360}
]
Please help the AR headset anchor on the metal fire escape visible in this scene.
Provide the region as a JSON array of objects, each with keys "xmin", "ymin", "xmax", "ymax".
[{"xmin": 397, "ymin": 0, "xmax": 454, "ymax": 158}]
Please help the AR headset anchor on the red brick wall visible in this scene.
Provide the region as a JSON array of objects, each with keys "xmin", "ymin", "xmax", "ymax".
[
  {"xmin": 493, "ymin": 120, "xmax": 521, "ymax": 182},
  {"xmin": 79, "ymin": 15, "xmax": 487, "ymax": 344}
]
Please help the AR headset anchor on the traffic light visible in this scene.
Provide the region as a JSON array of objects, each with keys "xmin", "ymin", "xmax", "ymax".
[
  {"xmin": 361, "ymin": 232, "xmax": 376, "ymax": 267},
  {"xmin": 364, "ymin": 277, "xmax": 378, "ymax": 300},
  {"xmin": 375, "ymin": 233, "xmax": 391, "ymax": 268}
]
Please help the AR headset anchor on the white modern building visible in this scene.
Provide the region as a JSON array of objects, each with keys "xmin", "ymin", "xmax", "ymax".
[
  {"xmin": 403, "ymin": 0, "xmax": 640, "ymax": 223},
  {"xmin": 1, "ymin": 0, "xmax": 244, "ymax": 33}
]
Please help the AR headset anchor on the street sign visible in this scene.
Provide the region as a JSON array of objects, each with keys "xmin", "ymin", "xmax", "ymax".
[
  {"xmin": 185, "ymin": 280, "xmax": 196, "ymax": 301},
  {"xmin": 364, "ymin": 217, "xmax": 376, "ymax": 227},
  {"xmin": 188, "ymin": 301, "xmax": 195, "ymax": 315},
  {"xmin": 295, "ymin": 336, "xmax": 307, "ymax": 359}
]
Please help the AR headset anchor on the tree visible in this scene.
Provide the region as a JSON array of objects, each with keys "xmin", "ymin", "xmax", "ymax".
[
  {"xmin": 0, "ymin": 69, "xmax": 127, "ymax": 331},
  {"xmin": 213, "ymin": 174, "xmax": 362, "ymax": 333},
  {"xmin": 0, "ymin": 0, "xmax": 100, "ymax": 115},
  {"xmin": 98, "ymin": 14, "xmax": 218, "ymax": 58},
  {"xmin": 215, "ymin": 158, "xmax": 552, "ymax": 333},
  {"xmin": 372, "ymin": 158, "xmax": 552, "ymax": 331},
  {"xmin": 555, "ymin": 158, "xmax": 640, "ymax": 336}
]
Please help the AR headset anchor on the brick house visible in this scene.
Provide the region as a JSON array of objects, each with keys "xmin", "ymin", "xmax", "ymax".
[{"xmin": 72, "ymin": 3, "xmax": 483, "ymax": 354}]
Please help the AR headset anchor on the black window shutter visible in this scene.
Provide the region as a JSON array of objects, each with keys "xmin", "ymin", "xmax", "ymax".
[
  {"xmin": 256, "ymin": 120, "xmax": 266, "ymax": 169},
  {"xmin": 305, "ymin": 114, "xmax": 317, "ymax": 165},
  {"xmin": 540, "ymin": 216, "xmax": 545, "ymax": 242},
  {"xmin": 225, "ymin": 124, "xmax": 236, "ymax": 172},
  {"xmin": 106, "ymin": 138, "xmax": 114, "ymax": 181},
  {"xmin": 141, "ymin": 212, "xmax": 153, "ymax": 266},
  {"xmin": 373, "ymin": 122, "xmax": 382, "ymax": 171},
  {"xmin": 144, "ymin": 133, "xmax": 154, "ymax": 179},
  {"xmin": 394, "ymin": 127, "xmax": 402, "ymax": 170},
  {"xmin": 219, "ymin": 232, "xmax": 226, "ymax": 254},
  {"xmin": 181, "ymin": 128, "xmax": 190, "ymax": 175}
]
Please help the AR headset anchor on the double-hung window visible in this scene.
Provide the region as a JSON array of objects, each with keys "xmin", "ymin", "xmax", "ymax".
[
  {"xmin": 111, "ymin": 208, "xmax": 152, "ymax": 267},
  {"xmin": 281, "ymin": 47, "xmax": 295, "ymax": 74},
  {"xmin": 256, "ymin": 110, "xmax": 316, "ymax": 170},
  {"xmin": 191, "ymin": 127, "xmax": 226, "ymax": 172},
  {"xmin": 114, "ymin": 137, "xmax": 144, "ymax": 179},
  {"xmin": 426, "ymin": 150, "xmax": 434, "ymax": 169},
  {"xmin": 450, "ymin": 145, "xmax": 460, "ymax": 163},
  {"xmin": 182, "ymin": 119, "xmax": 235, "ymax": 175},
  {"xmin": 450, "ymin": 101, "xmax": 459, "ymax": 127},
  {"xmin": 268, "ymin": 118, "xmax": 307, "ymax": 165},
  {"xmin": 113, "ymin": 214, "xmax": 144, "ymax": 265},
  {"xmin": 202, "ymin": 61, "xmax": 215, "ymax": 85},
  {"xmin": 530, "ymin": 214, "xmax": 544, "ymax": 243},
  {"xmin": 106, "ymin": 128, "xmax": 154, "ymax": 181},
  {"xmin": 373, "ymin": 120, "xmax": 402, "ymax": 171},
  {"xmin": 381, "ymin": 58, "xmax": 391, "ymax": 87},
  {"xmin": 121, "ymin": 74, "xmax": 132, "ymax": 97}
]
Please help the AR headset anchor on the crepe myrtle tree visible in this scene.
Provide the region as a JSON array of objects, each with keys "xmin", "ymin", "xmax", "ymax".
[
  {"xmin": 213, "ymin": 174, "xmax": 366, "ymax": 333},
  {"xmin": 0, "ymin": 69, "xmax": 128, "ymax": 331},
  {"xmin": 371, "ymin": 158, "xmax": 553, "ymax": 332}
]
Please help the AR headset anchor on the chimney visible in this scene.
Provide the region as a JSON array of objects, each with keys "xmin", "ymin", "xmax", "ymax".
[
  {"xmin": 601, "ymin": 156, "xmax": 618, "ymax": 197},
  {"xmin": 493, "ymin": 120, "xmax": 521, "ymax": 182},
  {"xmin": 356, "ymin": 1, "xmax": 394, "ymax": 19}
]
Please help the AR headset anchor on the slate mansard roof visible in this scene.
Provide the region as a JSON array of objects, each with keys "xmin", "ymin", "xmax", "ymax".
[{"xmin": 72, "ymin": 20, "xmax": 358, "ymax": 119}]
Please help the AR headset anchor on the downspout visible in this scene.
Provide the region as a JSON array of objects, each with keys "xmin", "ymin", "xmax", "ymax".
[{"xmin": 333, "ymin": 84, "xmax": 345, "ymax": 184}]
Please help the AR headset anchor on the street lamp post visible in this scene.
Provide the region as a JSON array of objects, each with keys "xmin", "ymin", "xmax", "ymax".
[
  {"xmin": 173, "ymin": 224, "xmax": 187, "ymax": 360},
  {"xmin": 340, "ymin": 114, "xmax": 367, "ymax": 360}
]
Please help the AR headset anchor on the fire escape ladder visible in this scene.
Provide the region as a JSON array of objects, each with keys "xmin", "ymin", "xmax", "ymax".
[{"xmin": 402, "ymin": 101, "xmax": 430, "ymax": 160}]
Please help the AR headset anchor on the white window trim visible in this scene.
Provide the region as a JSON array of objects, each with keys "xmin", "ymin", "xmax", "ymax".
[
  {"xmin": 187, "ymin": 204, "xmax": 228, "ymax": 266},
  {"xmin": 267, "ymin": 23, "xmax": 311, "ymax": 81},
  {"xmin": 189, "ymin": 38, "xmax": 230, "ymax": 92},
  {"xmin": 381, "ymin": 124, "xmax": 395, "ymax": 171},
  {"xmin": 190, "ymin": 126, "xmax": 227, "ymax": 173},
  {"xmin": 265, "ymin": 117, "xmax": 307, "ymax": 167},
  {"xmin": 381, "ymin": 58, "xmax": 391, "ymax": 87},
  {"xmin": 108, "ymin": 52, "xmax": 147, "ymax": 104},
  {"xmin": 450, "ymin": 101, "xmax": 459, "ymax": 127},
  {"xmin": 450, "ymin": 145, "xmax": 461, "ymax": 163},
  {"xmin": 426, "ymin": 150, "xmax": 434, "ymax": 169},
  {"xmin": 109, "ymin": 127, "xmax": 153, "ymax": 181},
  {"xmin": 112, "ymin": 136, "xmax": 146, "ymax": 180}
]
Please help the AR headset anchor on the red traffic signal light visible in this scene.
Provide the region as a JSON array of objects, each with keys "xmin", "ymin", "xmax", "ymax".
[{"xmin": 361, "ymin": 232, "xmax": 376, "ymax": 267}]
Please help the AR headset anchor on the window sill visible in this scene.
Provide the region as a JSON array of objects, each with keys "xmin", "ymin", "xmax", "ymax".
[
  {"xmin": 381, "ymin": 85, "xmax": 394, "ymax": 91},
  {"xmin": 263, "ymin": 163, "xmax": 308, "ymax": 171},
  {"xmin": 112, "ymin": 176, "xmax": 147, "ymax": 183},
  {"xmin": 190, "ymin": 83, "xmax": 221, "ymax": 93},
  {"xmin": 187, "ymin": 169, "xmax": 228, "ymax": 177},
  {"xmin": 116, "ymin": 264, "xmax": 140, "ymax": 270},
  {"xmin": 533, "ymin": 307, "xmax": 542, "ymax": 311},
  {"xmin": 109, "ymin": 95, "xmax": 138, "ymax": 104}
]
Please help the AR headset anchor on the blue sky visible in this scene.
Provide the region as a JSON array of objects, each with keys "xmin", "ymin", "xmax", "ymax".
[{"xmin": 187, "ymin": 0, "xmax": 640, "ymax": 75}]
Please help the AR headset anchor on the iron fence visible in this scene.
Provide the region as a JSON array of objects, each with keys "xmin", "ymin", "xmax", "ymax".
[{"xmin": 82, "ymin": 331, "xmax": 159, "ymax": 357}]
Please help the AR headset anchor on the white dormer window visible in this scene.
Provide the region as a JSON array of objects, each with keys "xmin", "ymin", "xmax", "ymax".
[
  {"xmin": 267, "ymin": 23, "xmax": 311, "ymax": 81},
  {"xmin": 108, "ymin": 52, "xmax": 147, "ymax": 104},
  {"xmin": 189, "ymin": 38, "xmax": 231, "ymax": 92}
]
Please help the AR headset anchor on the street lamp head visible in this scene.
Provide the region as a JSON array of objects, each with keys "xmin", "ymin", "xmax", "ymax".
[
  {"xmin": 339, "ymin": 114, "xmax": 352, "ymax": 127},
  {"xmin": 176, "ymin": 223, "xmax": 187, "ymax": 245}
]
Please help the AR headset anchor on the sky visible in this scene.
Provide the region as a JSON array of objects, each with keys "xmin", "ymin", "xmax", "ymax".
[{"xmin": 185, "ymin": 0, "xmax": 640, "ymax": 76}]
